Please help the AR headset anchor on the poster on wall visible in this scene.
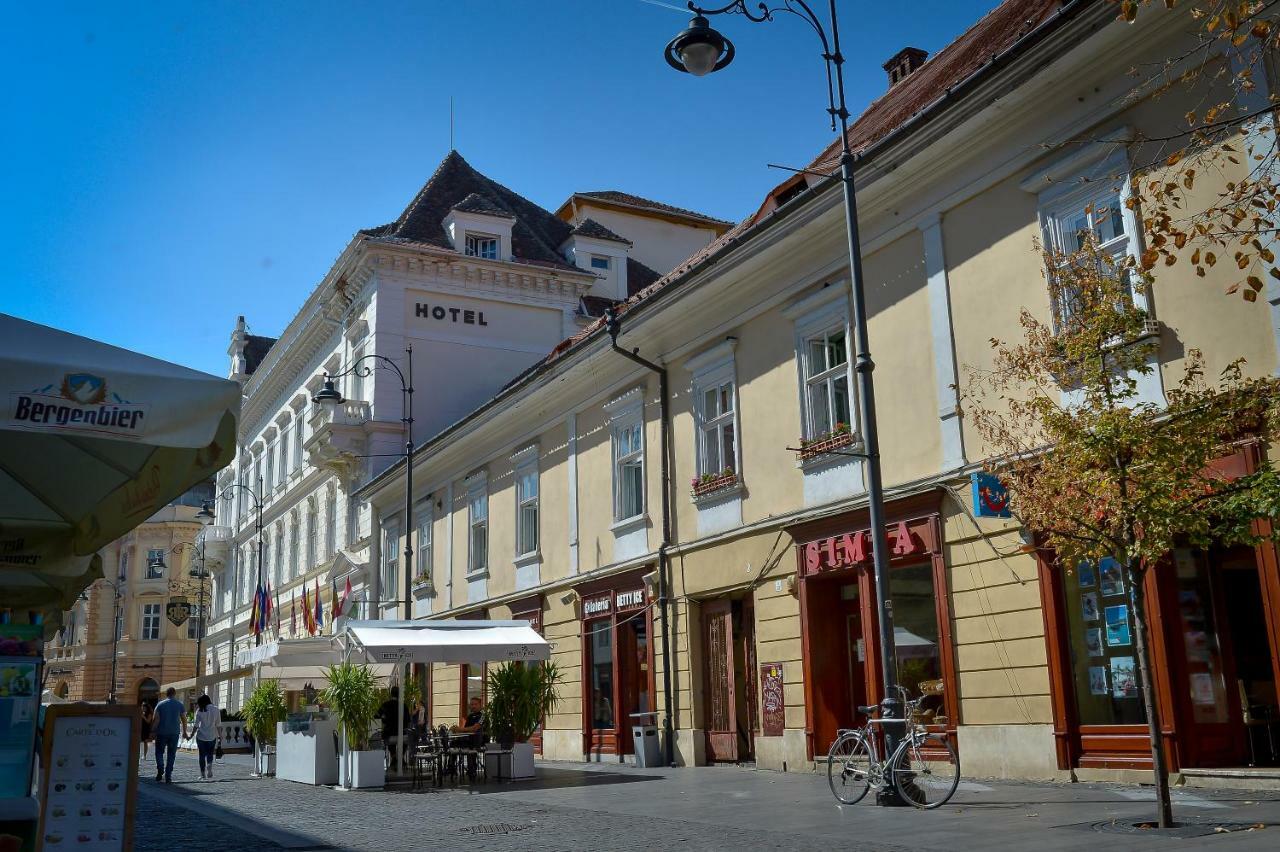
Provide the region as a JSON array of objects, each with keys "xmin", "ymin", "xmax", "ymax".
[
  {"xmin": 1077, "ymin": 562, "xmax": 1097, "ymax": 588},
  {"xmin": 1081, "ymin": 592, "xmax": 1100, "ymax": 623},
  {"xmin": 37, "ymin": 705, "xmax": 139, "ymax": 852},
  {"xmin": 1099, "ymin": 559, "xmax": 1125, "ymax": 597},
  {"xmin": 759, "ymin": 663, "xmax": 785, "ymax": 738},
  {"xmin": 1110, "ymin": 656, "xmax": 1138, "ymax": 699},
  {"xmin": 0, "ymin": 624, "xmax": 43, "ymax": 804},
  {"xmin": 1104, "ymin": 605, "xmax": 1132, "ymax": 647},
  {"xmin": 1088, "ymin": 666, "xmax": 1108, "ymax": 696},
  {"xmin": 1084, "ymin": 628, "xmax": 1104, "ymax": 658}
]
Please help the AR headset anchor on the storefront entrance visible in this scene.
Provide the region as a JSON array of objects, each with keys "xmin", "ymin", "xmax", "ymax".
[
  {"xmin": 700, "ymin": 597, "xmax": 757, "ymax": 762},
  {"xmin": 792, "ymin": 493, "xmax": 958, "ymax": 760},
  {"xmin": 579, "ymin": 572, "xmax": 655, "ymax": 760},
  {"xmin": 1043, "ymin": 446, "xmax": 1280, "ymax": 770}
]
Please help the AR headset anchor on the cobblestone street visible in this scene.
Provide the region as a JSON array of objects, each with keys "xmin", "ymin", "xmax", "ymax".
[{"xmin": 133, "ymin": 754, "xmax": 1280, "ymax": 851}]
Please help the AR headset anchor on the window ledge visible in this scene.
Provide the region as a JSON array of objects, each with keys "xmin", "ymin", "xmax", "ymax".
[
  {"xmin": 796, "ymin": 437, "xmax": 865, "ymax": 472},
  {"xmin": 465, "ymin": 568, "xmax": 489, "ymax": 581},
  {"xmin": 513, "ymin": 551, "xmax": 542, "ymax": 568},
  {"xmin": 610, "ymin": 514, "xmax": 649, "ymax": 535},
  {"xmin": 411, "ymin": 581, "xmax": 435, "ymax": 598},
  {"xmin": 691, "ymin": 477, "xmax": 743, "ymax": 505}
]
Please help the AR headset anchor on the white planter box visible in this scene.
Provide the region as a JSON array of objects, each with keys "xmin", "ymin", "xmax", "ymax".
[
  {"xmin": 255, "ymin": 749, "xmax": 276, "ymax": 777},
  {"xmin": 340, "ymin": 749, "xmax": 385, "ymax": 789},
  {"xmin": 510, "ymin": 742, "xmax": 535, "ymax": 779}
]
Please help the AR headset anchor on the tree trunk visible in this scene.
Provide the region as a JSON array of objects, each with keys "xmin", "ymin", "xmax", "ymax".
[{"xmin": 1128, "ymin": 563, "xmax": 1174, "ymax": 828}]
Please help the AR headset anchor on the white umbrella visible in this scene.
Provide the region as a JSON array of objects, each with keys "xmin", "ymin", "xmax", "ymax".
[{"xmin": 0, "ymin": 313, "xmax": 240, "ymax": 609}]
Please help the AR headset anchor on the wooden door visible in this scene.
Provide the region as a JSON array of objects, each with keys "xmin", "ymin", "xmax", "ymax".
[
  {"xmin": 738, "ymin": 600, "xmax": 758, "ymax": 760},
  {"xmin": 702, "ymin": 601, "xmax": 738, "ymax": 761}
]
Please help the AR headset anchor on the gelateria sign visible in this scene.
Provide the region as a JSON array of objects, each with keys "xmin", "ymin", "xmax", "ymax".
[{"xmin": 799, "ymin": 518, "xmax": 934, "ymax": 576}]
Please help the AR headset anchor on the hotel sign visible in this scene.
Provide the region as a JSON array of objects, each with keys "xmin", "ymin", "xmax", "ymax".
[{"xmin": 413, "ymin": 302, "xmax": 490, "ymax": 326}]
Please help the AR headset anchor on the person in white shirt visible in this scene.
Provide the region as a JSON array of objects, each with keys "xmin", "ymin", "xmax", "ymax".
[{"xmin": 193, "ymin": 694, "xmax": 221, "ymax": 780}]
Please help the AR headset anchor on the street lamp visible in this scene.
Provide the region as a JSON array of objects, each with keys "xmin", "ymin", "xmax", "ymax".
[
  {"xmin": 103, "ymin": 572, "xmax": 127, "ymax": 704},
  {"xmin": 663, "ymin": 1, "xmax": 907, "ymax": 802},
  {"xmin": 220, "ymin": 480, "xmax": 266, "ymax": 645},
  {"xmin": 147, "ymin": 502, "xmax": 216, "ymax": 686},
  {"xmin": 314, "ymin": 345, "xmax": 414, "ymax": 778}
]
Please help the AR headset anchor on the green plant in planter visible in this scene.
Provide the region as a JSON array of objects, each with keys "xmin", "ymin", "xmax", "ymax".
[
  {"xmin": 321, "ymin": 662, "xmax": 380, "ymax": 751},
  {"xmin": 241, "ymin": 680, "xmax": 288, "ymax": 747},
  {"xmin": 483, "ymin": 662, "xmax": 561, "ymax": 749}
]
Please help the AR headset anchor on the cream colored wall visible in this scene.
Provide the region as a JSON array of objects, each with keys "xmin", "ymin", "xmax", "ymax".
[
  {"xmin": 542, "ymin": 596, "xmax": 583, "ymax": 757},
  {"xmin": 536, "ymin": 422, "xmax": 572, "ymax": 584},
  {"xmin": 575, "ymin": 203, "xmax": 720, "ymax": 276}
]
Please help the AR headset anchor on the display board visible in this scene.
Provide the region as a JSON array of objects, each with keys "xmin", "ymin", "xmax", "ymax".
[
  {"xmin": 37, "ymin": 705, "xmax": 139, "ymax": 852},
  {"xmin": 760, "ymin": 662, "xmax": 785, "ymax": 738}
]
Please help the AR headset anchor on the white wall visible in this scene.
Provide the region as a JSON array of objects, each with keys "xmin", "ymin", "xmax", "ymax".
[{"xmin": 574, "ymin": 204, "xmax": 721, "ymax": 275}]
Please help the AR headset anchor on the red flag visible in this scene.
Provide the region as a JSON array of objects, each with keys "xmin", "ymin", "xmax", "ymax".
[{"xmin": 340, "ymin": 576, "xmax": 352, "ymax": 618}]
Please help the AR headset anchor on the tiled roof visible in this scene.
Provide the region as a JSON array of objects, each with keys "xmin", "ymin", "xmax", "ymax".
[
  {"xmin": 570, "ymin": 218, "xmax": 632, "ymax": 245},
  {"xmin": 362, "ymin": 150, "xmax": 575, "ymax": 270},
  {"xmin": 244, "ymin": 334, "xmax": 277, "ymax": 376},
  {"xmin": 579, "ymin": 295, "xmax": 620, "ymax": 318},
  {"xmin": 571, "ymin": 190, "xmax": 734, "ymax": 227},
  {"xmin": 451, "ymin": 192, "xmax": 516, "ymax": 218}
]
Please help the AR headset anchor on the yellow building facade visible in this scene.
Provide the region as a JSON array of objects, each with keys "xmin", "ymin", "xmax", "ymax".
[{"xmin": 361, "ymin": 2, "xmax": 1280, "ymax": 781}]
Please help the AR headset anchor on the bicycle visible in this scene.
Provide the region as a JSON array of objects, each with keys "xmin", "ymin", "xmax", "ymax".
[{"xmin": 826, "ymin": 689, "xmax": 960, "ymax": 809}]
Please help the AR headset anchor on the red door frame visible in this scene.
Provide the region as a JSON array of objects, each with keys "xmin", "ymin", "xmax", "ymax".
[{"xmin": 576, "ymin": 570, "xmax": 655, "ymax": 759}]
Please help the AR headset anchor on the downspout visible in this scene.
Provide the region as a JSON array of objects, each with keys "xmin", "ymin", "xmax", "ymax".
[{"xmin": 603, "ymin": 306, "xmax": 677, "ymax": 767}]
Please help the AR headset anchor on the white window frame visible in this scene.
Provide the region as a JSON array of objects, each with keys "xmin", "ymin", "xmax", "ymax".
[
  {"xmin": 381, "ymin": 518, "xmax": 400, "ymax": 602},
  {"xmin": 513, "ymin": 448, "xmax": 540, "ymax": 559},
  {"xmin": 464, "ymin": 232, "xmax": 499, "ymax": 260},
  {"xmin": 292, "ymin": 415, "xmax": 304, "ymax": 471},
  {"xmin": 187, "ymin": 604, "xmax": 205, "ymax": 639},
  {"xmin": 785, "ymin": 286, "xmax": 861, "ymax": 458},
  {"xmin": 264, "ymin": 443, "xmax": 275, "ymax": 494},
  {"xmin": 466, "ymin": 473, "xmax": 489, "ymax": 576},
  {"xmin": 278, "ymin": 427, "xmax": 290, "ymax": 484},
  {"xmin": 686, "ymin": 340, "xmax": 741, "ymax": 482},
  {"xmin": 141, "ymin": 603, "xmax": 161, "ymax": 641},
  {"xmin": 306, "ymin": 498, "xmax": 318, "ymax": 570},
  {"xmin": 349, "ymin": 345, "xmax": 366, "ymax": 402},
  {"xmin": 801, "ymin": 324, "xmax": 854, "ymax": 441},
  {"xmin": 289, "ymin": 514, "xmax": 300, "ymax": 580},
  {"xmin": 414, "ymin": 501, "xmax": 433, "ymax": 587},
  {"xmin": 605, "ymin": 389, "xmax": 646, "ymax": 524}
]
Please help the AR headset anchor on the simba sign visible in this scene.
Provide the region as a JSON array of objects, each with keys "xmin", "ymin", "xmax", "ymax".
[{"xmin": 9, "ymin": 373, "xmax": 148, "ymax": 437}]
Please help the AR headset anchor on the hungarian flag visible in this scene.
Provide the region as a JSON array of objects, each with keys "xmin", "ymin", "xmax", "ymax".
[{"xmin": 313, "ymin": 579, "xmax": 323, "ymax": 632}]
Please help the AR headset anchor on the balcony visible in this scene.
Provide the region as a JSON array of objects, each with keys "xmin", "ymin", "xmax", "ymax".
[
  {"xmin": 305, "ymin": 399, "xmax": 372, "ymax": 480},
  {"xmin": 198, "ymin": 525, "xmax": 232, "ymax": 569}
]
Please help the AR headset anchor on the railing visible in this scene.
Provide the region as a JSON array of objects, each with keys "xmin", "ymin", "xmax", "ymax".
[{"xmin": 179, "ymin": 719, "xmax": 250, "ymax": 752}]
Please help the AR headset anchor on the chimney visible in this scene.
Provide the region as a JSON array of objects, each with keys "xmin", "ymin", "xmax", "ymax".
[
  {"xmin": 228, "ymin": 315, "xmax": 248, "ymax": 382},
  {"xmin": 883, "ymin": 47, "xmax": 928, "ymax": 88}
]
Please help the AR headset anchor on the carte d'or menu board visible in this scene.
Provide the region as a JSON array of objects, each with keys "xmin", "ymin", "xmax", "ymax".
[{"xmin": 37, "ymin": 705, "xmax": 138, "ymax": 852}]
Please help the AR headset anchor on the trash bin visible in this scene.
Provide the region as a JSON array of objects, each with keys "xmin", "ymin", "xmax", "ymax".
[{"xmin": 630, "ymin": 712, "xmax": 660, "ymax": 767}]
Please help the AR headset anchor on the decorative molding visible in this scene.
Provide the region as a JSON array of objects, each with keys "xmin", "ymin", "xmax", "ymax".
[
  {"xmin": 509, "ymin": 443, "xmax": 539, "ymax": 465},
  {"xmin": 682, "ymin": 336, "xmax": 738, "ymax": 375},
  {"xmin": 603, "ymin": 385, "xmax": 645, "ymax": 418}
]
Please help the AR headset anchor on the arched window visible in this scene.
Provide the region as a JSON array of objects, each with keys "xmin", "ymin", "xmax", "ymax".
[
  {"xmin": 306, "ymin": 497, "xmax": 319, "ymax": 569},
  {"xmin": 325, "ymin": 485, "xmax": 337, "ymax": 559},
  {"xmin": 289, "ymin": 511, "xmax": 300, "ymax": 580}
]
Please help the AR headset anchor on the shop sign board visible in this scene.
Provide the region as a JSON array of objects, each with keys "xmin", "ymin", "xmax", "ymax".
[
  {"xmin": 970, "ymin": 472, "xmax": 1011, "ymax": 518},
  {"xmin": 800, "ymin": 520, "xmax": 927, "ymax": 576},
  {"xmin": 581, "ymin": 594, "xmax": 612, "ymax": 618}
]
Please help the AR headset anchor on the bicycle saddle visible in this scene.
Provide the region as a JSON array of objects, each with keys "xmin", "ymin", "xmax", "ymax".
[{"xmin": 857, "ymin": 704, "xmax": 879, "ymax": 715}]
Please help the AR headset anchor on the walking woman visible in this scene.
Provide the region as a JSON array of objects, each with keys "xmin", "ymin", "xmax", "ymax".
[
  {"xmin": 139, "ymin": 700, "xmax": 154, "ymax": 763},
  {"xmin": 193, "ymin": 694, "xmax": 221, "ymax": 780}
]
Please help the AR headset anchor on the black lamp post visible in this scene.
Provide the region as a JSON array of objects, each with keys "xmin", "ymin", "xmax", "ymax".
[
  {"xmin": 313, "ymin": 345, "xmax": 414, "ymax": 778},
  {"xmin": 664, "ymin": 1, "xmax": 907, "ymax": 802},
  {"xmin": 105, "ymin": 572, "xmax": 127, "ymax": 704},
  {"xmin": 220, "ymin": 480, "xmax": 266, "ymax": 645},
  {"xmin": 313, "ymin": 345, "xmax": 415, "ymax": 620}
]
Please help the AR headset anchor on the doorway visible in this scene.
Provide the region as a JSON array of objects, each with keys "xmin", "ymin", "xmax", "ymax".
[
  {"xmin": 700, "ymin": 598, "xmax": 758, "ymax": 762},
  {"xmin": 137, "ymin": 677, "xmax": 159, "ymax": 705},
  {"xmin": 802, "ymin": 577, "xmax": 868, "ymax": 757}
]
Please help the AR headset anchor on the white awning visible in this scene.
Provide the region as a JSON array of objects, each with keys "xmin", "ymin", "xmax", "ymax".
[
  {"xmin": 343, "ymin": 619, "xmax": 551, "ymax": 665},
  {"xmin": 0, "ymin": 313, "xmax": 240, "ymax": 610},
  {"xmin": 235, "ymin": 638, "xmax": 340, "ymax": 669}
]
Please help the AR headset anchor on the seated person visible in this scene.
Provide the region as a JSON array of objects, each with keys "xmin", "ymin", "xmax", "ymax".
[{"xmin": 451, "ymin": 696, "xmax": 485, "ymax": 747}]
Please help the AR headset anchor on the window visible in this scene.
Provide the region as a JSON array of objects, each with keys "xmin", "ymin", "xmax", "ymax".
[
  {"xmin": 1041, "ymin": 185, "xmax": 1133, "ymax": 327},
  {"xmin": 590, "ymin": 255, "xmax": 611, "ymax": 271},
  {"xmin": 274, "ymin": 525, "xmax": 284, "ymax": 585},
  {"xmin": 464, "ymin": 233, "xmax": 498, "ymax": 260},
  {"xmin": 262, "ymin": 536, "xmax": 272, "ymax": 589},
  {"xmin": 279, "ymin": 429, "xmax": 290, "ymax": 484},
  {"xmin": 415, "ymin": 504, "xmax": 433, "ymax": 585},
  {"xmin": 381, "ymin": 520, "xmax": 400, "ymax": 602},
  {"xmin": 612, "ymin": 416, "xmax": 644, "ymax": 522},
  {"xmin": 187, "ymin": 604, "xmax": 205, "ymax": 639},
  {"xmin": 292, "ymin": 416, "xmax": 304, "ymax": 470},
  {"xmin": 146, "ymin": 548, "xmax": 165, "ymax": 579},
  {"xmin": 289, "ymin": 516, "xmax": 300, "ymax": 580},
  {"xmin": 325, "ymin": 487, "xmax": 337, "ymax": 558},
  {"xmin": 1060, "ymin": 557, "xmax": 1145, "ymax": 725},
  {"xmin": 468, "ymin": 481, "xmax": 488, "ymax": 575},
  {"xmin": 588, "ymin": 620, "xmax": 615, "ymax": 731},
  {"xmin": 346, "ymin": 496, "xmax": 361, "ymax": 547},
  {"xmin": 350, "ymin": 346, "xmax": 365, "ymax": 402},
  {"xmin": 141, "ymin": 604, "xmax": 161, "ymax": 640},
  {"xmin": 237, "ymin": 470, "xmax": 248, "ymax": 519},
  {"xmin": 264, "ymin": 445, "xmax": 275, "ymax": 494},
  {"xmin": 118, "ymin": 549, "xmax": 129, "ymax": 582},
  {"xmin": 697, "ymin": 378, "xmax": 737, "ymax": 478},
  {"xmin": 306, "ymin": 499, "xmax": 318, "ymax": 569},
  {"xmin": 802, "ymin": 327, "xmax": 853, "ymax": 439},
  {"xmin": 516, "ymin": 465, "xmax": 539, "ymax": 557}
]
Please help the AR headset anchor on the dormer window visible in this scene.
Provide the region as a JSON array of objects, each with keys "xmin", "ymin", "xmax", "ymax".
[
  {"xmin": 590, "ymin": 255, "xmax": 611, "ymax": 271},
  {"xmin": 465, "ymin": 233, "xmax": 499, "ymax": 260}
]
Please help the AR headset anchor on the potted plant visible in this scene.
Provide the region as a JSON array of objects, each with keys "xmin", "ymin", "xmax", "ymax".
[
  {"xmin": 484, "ymin": 662, "xmax": 561, "ymax": 779},
  {"xmin": 241, "ymin": 680, "xmax": 287, "ymax": 776},
  {"xmin": 322, "ymin": 661, "xmax": 383, "ymax": 789}
]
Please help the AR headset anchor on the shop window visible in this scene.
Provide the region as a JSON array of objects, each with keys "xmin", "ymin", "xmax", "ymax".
[
  {"xmin": 1060, "ymin": 558, "xmax": 1146, "ymax": 725},
  {"xmin": 892, "ymin": 564, "xmax": 947, "ymax": 723},
  {"xmin": 588, "ymin": 620, "xmax": 615, "ymax": 731}
]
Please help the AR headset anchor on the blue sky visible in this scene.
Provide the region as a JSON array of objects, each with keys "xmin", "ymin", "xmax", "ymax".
[{"xmin": 1, "ymin": 0, "xmax": 998, "ymax": 376}]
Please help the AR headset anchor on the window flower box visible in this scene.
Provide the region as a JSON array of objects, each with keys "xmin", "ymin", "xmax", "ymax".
[
  {"xmin": 797, "ymin": 426, "xmax": 855, "ymax": 461},
  {"xmin": 691, "ymin": 469, "xmax": 738, "ymax": 498}
]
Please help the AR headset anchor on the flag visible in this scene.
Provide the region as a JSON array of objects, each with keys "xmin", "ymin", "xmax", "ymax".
[
  {"xmin": 250, "ymin": 584, "xmax": 261, "ymax": 637},
  {"xmin": 340, "ymin": 576, "xmax": 352, "ymax": 618},
  {"xmin": 314, "ymin": 579, "xmax": 323, "ymax": 632},
  {"xmin": 291, "ymin": 591, "xmax": 296, "ymax": 635},
  {"xmin": 260, "ymin": 581, "xmax": 271, "ymax": 635},
  {"xmin": 302, "ymin": 584, "xmax": 313, "ymax": 635},
  {"xmin": 330, "ymin": 579, "xmax": 339, "ymax": 623},
  {"xmin": 275, "ymin": 585, "xmax": 282, "ymax": 633}
]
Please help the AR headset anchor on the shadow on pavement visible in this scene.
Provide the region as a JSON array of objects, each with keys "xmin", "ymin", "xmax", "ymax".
[
  {"xmin": 140, "ymin": 782, "xmax": 333, "ymax": 850},
  {"xmin": 388, "ymin": 766, "xmax": 661, "ymax": 795}
]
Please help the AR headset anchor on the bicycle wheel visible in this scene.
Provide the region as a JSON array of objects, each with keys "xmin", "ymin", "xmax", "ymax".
[
  {"xmin": 890, "ymin": 733, "xmax": 960, "ymax": 809},
  {"xmin": 826, "ymin": 733, "xmax": 872, "ymax": 805}
]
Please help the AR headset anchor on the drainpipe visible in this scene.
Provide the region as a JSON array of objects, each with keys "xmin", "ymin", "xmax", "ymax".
[{"xmin": 603, "ymin": 306, "xmax": 677, "ymax": 767}]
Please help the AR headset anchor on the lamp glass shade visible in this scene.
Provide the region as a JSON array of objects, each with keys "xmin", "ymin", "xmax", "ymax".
[
  {"xmin": 680, "ymin": 41, "xmax": 722, "ymax": 77},
  {"xmin": 312, "ymin": 377, "xmax": 345, "ymax": 407}
]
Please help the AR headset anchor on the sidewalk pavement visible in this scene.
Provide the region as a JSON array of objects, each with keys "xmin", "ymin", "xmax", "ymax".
[{"xmin": 136, "ymin": 753, "xmax": 1280, "ymax": 851}]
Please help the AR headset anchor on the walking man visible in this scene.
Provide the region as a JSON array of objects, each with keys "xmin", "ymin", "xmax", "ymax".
[{"xmin": 152, "ymin": 687, "xmax": 186, "ymax": 783}]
